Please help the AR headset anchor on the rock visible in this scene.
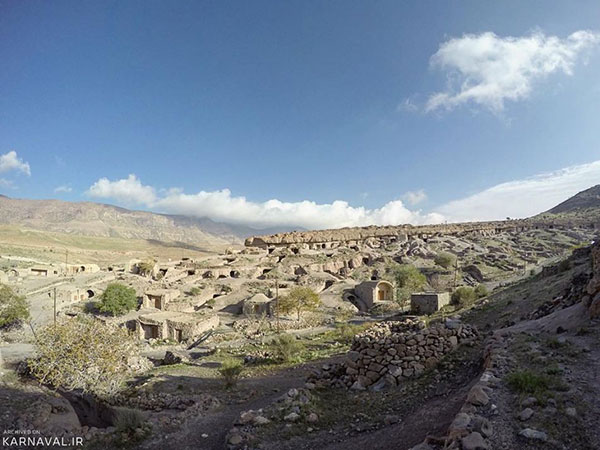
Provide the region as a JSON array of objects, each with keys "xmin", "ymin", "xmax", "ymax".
[
  {"xmin": 519, "ymin": 428, "xmax": 547, "ymax": 441},
  {"xmin": 239, "ymin": 410, "xmax": 256, "ymax": 424},
  {"xmin": 284, "ymin": 412, "xmax": 300, "ymax": 422},
  {"xmin": 304, "ymin": 382, "xmax": 316, "ymax": 390},
  {"xmin": 350, "ymin": 380, "xmax": 366, "ymax": 391},
  {"xmin": 521, "ymin": 397, "xmax": 537, "ymax": 407},
  {"xmin": 449, "ymin": 412, "xmax": 471, "ymax": 431},
  {"xmin": 467, "ymin": 385, "xmax": 490, "ymax": 406},
  {"xmin": 590, "ymin": 293, "xmax": 600, "ymax": 319},
  {"xmin": 306, "ymin": 413, "xmax": 318, "ymax": 423},
  {"xmin": 162, "ymin": 351, "xmax": 188, "ymax": 365},
  {"xmin": 229, "ymin": 434, "xmax": 243, "ymax": 445},
  {"xmin": 287, "ymin": 388, "xmax": 299, "ymax": 398},
  {"xmin": 461, "ymin": 432, "xmax": 488, "ymax": 450},
  {"xmin": 370, "ymin": 377, "xmax": 387, "ymax": 392},
  {"xmin": 565, "ymin": 407, "xmax": 577, "ymax": 417},
  {"xmin": 519, "ymin": 408, "xmax": 534, "ymax": 421},
  {"xmin": 384, "ymin": 414, "xmax": 400, "ymax": 425},
  {"xmin": 253, "ymin": 416, "xmax": 271, "ymax": 426}
]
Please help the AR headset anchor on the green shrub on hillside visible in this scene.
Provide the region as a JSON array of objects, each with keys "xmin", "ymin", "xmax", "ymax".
[{"xmin": 99, "ymin": 283, "xmax": 138, "ymax": 316}]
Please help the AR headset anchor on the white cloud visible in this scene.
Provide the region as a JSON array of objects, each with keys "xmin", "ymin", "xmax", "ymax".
[
  {"xmin": 54, "ymin": 185, "xmax": 73, "ymax": 193},
  {"xmin": 426, "ymin": 30, "xmax": 600, "ymax": 113},
  {"xmin": 0, "ymin": 178, "xmax": 14, "ymax": 189},
  {"xmin": 402, "ymin": 189, "xmax": 427, "ymax": 205},
  {"xmin": 0, "ymin": 151, "xmax": 31, "ymax": 176},
  {"xmin": 86, "ymin": 161, "xmax": 600, "ymax": 230},
  {"xmin": 87, "ymin": 174, "xmax": 157, "ymax": 205},
  {"xmin": 434, "ymin": 160, "xmax": 600, "ymax": 222},
  {"xmin": 86, "ymin": 175, "xmax": 444, "ymax": 229}
]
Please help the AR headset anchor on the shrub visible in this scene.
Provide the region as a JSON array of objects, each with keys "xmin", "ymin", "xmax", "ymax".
[
  {"xmin": 113, "ymin": 407, "xmax": 146, "ymax": 432},
  {"xmin": 392, "ymin": 265, "xmax": 427, "ymax": 305},
  {"xmin": 277, "ymin": 287, "xmax": 321, "ymax": 321},
  {"xmin": 434, "ymin": 252, "xmax": 456, "ymax": 269},
  {"xmin": 271, "ymin": 334, "xmax": 304, "ymax": 362},
  {"xmin": 0, "ymin": 284, "xmax": 30, "ymax": 328},
  {"xmin": 506, "ymin": 370, "xmax": 550, "ymax": 396},
  {"xmin": 28, "ymin": 317, "xmax": 140, "ymax": 398},
  {"xmin": 188, "ymin": 286, "xmax": 202, "ymax": 296},
  {"xmin": 218, "ymin": 359, "xmax": 243, "ymax": 388},
  {"xmin": 137, "ymin": 260, "xmax": 155, "ymax": 277},
  {"xmin": 99, "ymin": 283, "xmax": 138, "ymax": 316},
  {"xmin": 558, "ymin": 259, "xmax": 571, "ymax": 272},
  {"xmin": 474, "ymin": 284, "xmax": 489, "ymax": 298},
  {"xmin": 451, "ymin": 286, "xmax": 477, "ymax": 306}
]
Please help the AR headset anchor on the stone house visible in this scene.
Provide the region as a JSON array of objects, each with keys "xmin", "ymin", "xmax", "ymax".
[
  {"xmin": 410, "ymin": 292, "xmax": 451, "ymax": 315},
  {"xmin": 142, "ymin": 289, "xmax": 180, "ymax": 310},
  {"xmin": 354, "ymin": 280, "xmax": 395, "ymax": 310},
  {"xmin": 242, "ymin": 293, "xmax": 274, "ymax": 316},
  {"xmin": 136, "ymin": 311, "xmax": 219, "ymax": 342}
]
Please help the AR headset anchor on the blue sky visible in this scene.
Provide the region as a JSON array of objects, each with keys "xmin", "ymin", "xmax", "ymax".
[{"xmin": 1, "ymin": 1, "xmax": 600, "ymax": 229}]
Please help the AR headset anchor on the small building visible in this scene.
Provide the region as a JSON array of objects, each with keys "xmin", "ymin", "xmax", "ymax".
[
  {"xmin": 242, "ymin": 293, "xmax": 274, "ymax": 316},
  {"xmin": 142, "ymin": 289, "xmax": 180, "ymax": 310},
  {"xmin": 411, "ymin": 292, "xmax": 451, "ymax": 315},
  {"xmin": 136, "ymin": 311, "xmax": 219, "ymax": 342},
  {"xmin": 30, "ymin": 266, "xmax": 59, "ymax": 277},
  {"xmin": 354, "ymin": 280, "xmax": 395, "ymax": 310}
]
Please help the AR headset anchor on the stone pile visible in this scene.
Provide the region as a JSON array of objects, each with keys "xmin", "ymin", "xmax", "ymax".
[
  {"xmin": 309, "ymin": 318, "xmax": 479, "ymax": 390},
  {"xmin": 226, "ymin": 387, "xmax": 317, "ymax": 449}
]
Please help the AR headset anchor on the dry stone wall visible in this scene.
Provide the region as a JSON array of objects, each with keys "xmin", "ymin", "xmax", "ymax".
[{"xmin": 310, "ymin": 318, "xmax": 479, "ymax": 390}]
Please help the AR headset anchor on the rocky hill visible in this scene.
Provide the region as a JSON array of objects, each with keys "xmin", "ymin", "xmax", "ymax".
[
  {"xmin": 0, "ymin": 196, "xmax": 265, "ymax": 247},
  {"xmin": 546, "ymin": 184, "xmax": 600, "ymax": 214}
]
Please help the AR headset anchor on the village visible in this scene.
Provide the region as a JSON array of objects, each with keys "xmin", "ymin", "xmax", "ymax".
[{"xmin": 0, "ymin": 219, "xmax": 593, "ymax": 363}]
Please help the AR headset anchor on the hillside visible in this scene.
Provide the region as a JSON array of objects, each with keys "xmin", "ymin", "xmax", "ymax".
[
  {"xmin": 0, "ymin": 196, "xmax": 275, "ymax": 247},
  {"xmin": 547, "ymin": 184, "xmax": 600, "ymax": 214}
]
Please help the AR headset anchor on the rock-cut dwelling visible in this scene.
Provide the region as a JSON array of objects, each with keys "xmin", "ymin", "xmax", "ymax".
[
  {"xmin": 136, "ymin": 311, "xmax": 219, "ymax": 342},
  {"xmin": 354, "ymin": 280, "xmax": 395, "ymax": 310},
  {"xmin": 142, "ymin": 289, "xmax": 180, "ymax": 310}
]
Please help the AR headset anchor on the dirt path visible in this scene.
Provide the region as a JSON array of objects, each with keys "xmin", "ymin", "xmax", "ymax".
[{"xmin": 142, "ymin": 363, "xmax": 318, "ymax": 450}]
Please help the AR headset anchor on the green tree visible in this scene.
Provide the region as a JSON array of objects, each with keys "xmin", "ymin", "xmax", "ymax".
[
  {"xmin": 474, "ymin": 284, "xmax": 489, "ymax": 298},
  {"xmin": 277, "ymin": 286, "xmax": 321, "ymax": 321},
  {"xmin": 29, "ymin": 317, "xmax": 140, "ymax": 398},
  {"xmin": 137, "ymin": 259, "xmax": 156, "ymax": 277},
  {"xmin": 451, "ymin": 286, "xmax": 477, "ymax": 307},
  {"xmin": 434, "ymin": 252, "xmax": 456, "ymax": 270},
  {"xmin": 0, "ymin": 284, "xmax": 29, "ymax": 328},
  {"xmin": 392, "ymin": 265, "xmax": 427, "ymax": 305},
  {"xmin": 99, "ymin": 283, "xmax": 138, "ymax": 316}
]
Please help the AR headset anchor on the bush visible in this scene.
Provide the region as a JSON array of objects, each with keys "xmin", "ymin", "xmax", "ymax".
[
  {"xmin": 28, "ymin": 317, "xmax": 140, "ymax": 398},
  {"xmin": 218, "ymin": 359, "xmax": 243, "ymax": 388},
  {"xmin": 434, "ymin": 252, "xmax": 456, "ymax": 269},
  {"xmin": 277, "ymin": 287, "xmax": 321, "ymax": 321},
  {"xmin": 0, "ymin": 284, "xmax": 30, "ymax": 328},
  {"xmin": 113, "ymin": 407, "xmax": 146, "ymax": 432},
  {"xmin": 188, "ymin": 287, "xmax": 202, "ymax": 296},
  {"xmin": 474, "ymin": 284, "xmax": 489, "ymax": 298},
  {"xmin": 451, "ymin": 286, "xmax": 477, "ymax": 306},
  {"xmin": 392, "ymin": 265, "xmax": 427, "ymax": 305},
  {"xmin": 506, "ymin": 370, "xmax": 550, "ymax": 396},
  {"xmin": 558, "ymin": 259, "xmax": 571, "ymax": 272},
  {"xmin": 271, "ymin": 334, "xmax": 304, "ymax": 362},
  {"xmin": 137, "ymin": 260, "xmax": 155, "ymax": 277},
  {"xmin": 99, "ymin": 283, "xmax": 138, "ymax": 316}
]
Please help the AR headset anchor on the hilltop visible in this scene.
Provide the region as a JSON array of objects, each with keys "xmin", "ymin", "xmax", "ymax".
[{"xmin": 547, "ymin": 184, "xmax": 600, "ymax": 214}]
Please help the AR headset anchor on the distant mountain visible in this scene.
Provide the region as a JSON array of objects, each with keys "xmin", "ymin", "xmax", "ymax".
[
  {"xmin": 546, "ymin": 185, "xmax": 600, "ymax": 214},
  {"xmin": 0, "ymin": 196, "xmax": 288, "ymax": 247}
]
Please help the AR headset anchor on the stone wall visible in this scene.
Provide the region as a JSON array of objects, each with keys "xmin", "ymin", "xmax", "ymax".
[
  {"xmin": 244, "ymin": 217, "xmax": 591, "ymax": 249},
  {"xmin": 310, "ymin": 318, "xmax": 479, "ymax": 390}
]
